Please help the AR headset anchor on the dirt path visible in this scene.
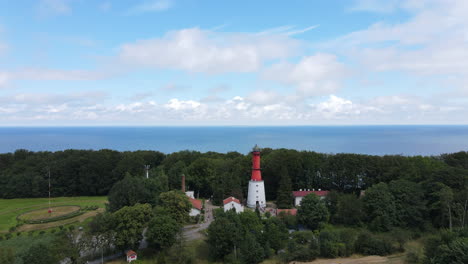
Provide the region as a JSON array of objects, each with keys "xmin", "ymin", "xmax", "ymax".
[
  {"xmin": 18, "ymin": 208, "xmax": 104, "ymax": 232},
  {"xmin": 292, "ymin": 254, "xmax": 405, "ymax": 264}
]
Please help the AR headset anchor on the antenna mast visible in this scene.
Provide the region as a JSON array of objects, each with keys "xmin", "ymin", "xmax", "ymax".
[{"xmin": 47, "ymin": 167, "xmax": 52, "ymax": 214}]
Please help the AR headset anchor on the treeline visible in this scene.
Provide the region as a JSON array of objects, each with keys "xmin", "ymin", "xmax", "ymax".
[{"xmin": 1, "ymin": 148, "xmax": 467, "ymax": 200}]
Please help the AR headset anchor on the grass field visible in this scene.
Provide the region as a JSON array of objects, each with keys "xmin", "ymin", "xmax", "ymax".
[{"xmin": 0, "ymin": 196, "xmax": 107, "ymax": 232}]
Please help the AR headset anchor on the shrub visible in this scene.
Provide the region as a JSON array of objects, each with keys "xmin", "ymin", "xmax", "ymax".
[
  {"xmin": 0, "ymin": 235, "xmax": 4, "ymax": 240},
  {"xmin": 5, "ymin": 233, "xmax": 12, "ymax": 240},
  {"xmin": 16, "ymin": 232, "xmax": 22, "ymax": 237},
  {"xmin": 39, "ymin": 230, "xmax": 46, "ymax": 235},
  {"xmin": 9, "ymin": 226, "xmax": 16, "ymax": 232},
  {"xmin": 355, "ymin": 231, "xmax": 396, "ymax": 256}
]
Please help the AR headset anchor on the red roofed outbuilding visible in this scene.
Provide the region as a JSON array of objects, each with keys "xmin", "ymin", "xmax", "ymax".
[
  {"xmin": 293, "ymin": 189, "xmax": 329, "ymax": 206},
  {"xmin": 126, "ymin": 250, "xmax": 137, "ymax": 262},
  {"xmin": 223, "ymin": 196, "xmax": 244, "ymax": 213},
  {"xmin": 189, "ymin": 197, "xmax": 202, "ymax": 216}
]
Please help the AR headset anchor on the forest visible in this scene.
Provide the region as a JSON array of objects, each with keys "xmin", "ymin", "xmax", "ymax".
[{"xmin": 0, "ymin": 148, "xmax": 467, "ymax": 263}]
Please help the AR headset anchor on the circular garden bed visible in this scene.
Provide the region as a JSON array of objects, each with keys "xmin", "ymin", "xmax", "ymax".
[{"xmin": 17, "ymin": 205, "xmax": 83, "ymax": 224}]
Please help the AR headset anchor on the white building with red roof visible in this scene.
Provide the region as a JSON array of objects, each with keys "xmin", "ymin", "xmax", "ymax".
[
  {"xmin": 293, "ymin": 189, "xmax": 329, "ymax": 206},
  {"xmin": 223, "ymin": 196, "xmax": 244, "ymax": 213},
  {"xmin": 126, "ymin": 250, "xmax": 137, "ymax": 262},
  {"xmin": 189, "ymin": 197, "xmax": 202, "ymax": 216}
]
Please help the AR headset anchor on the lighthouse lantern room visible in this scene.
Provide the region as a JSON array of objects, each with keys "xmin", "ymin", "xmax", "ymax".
[{"xmin": 247, "ymin": 145, "xmax": 266, "ymax": 209}]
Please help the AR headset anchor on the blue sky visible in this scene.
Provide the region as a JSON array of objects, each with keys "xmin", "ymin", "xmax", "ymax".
[{"xmin": 0, "ymin": 0, "xmax": 467, "ymax": 125}]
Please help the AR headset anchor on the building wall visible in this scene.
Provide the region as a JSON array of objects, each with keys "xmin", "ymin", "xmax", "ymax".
[
  {"xmin": 189, "ymin": 208, "xmax": 200, "ymax": 216},
  {"xmin": 294, "ymin": 197, "xmax": 303, "ymax": 207},
  {"xmin": 224, "ymin": 201, "xmax": 244, "ymax": 213},
  {"xmin": 294, "ymin": 196, "xmax": 326, "ymax": 206},
  {"xmin": 247, "ymin": 180, "xmax": 266, "ymax": 208},
  {"xmin": 185, "ymin": 191, "xmax": 195, "ymax": 199}
]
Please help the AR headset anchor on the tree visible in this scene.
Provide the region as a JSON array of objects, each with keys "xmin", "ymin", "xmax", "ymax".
[
  {"xmin": 334, "ymin": 194, "xmax": 363, "ymax": 226},
  {"xmin": 112, "ymin": 203, "xmax": 153, "ymax": 250},
  {"xmin": 276, "ymin": 167, "xmax": 293, "ymax": 209},
  {"xmin": 20, "ymin": 243, "xmax": 58, "ymax": 264},
  {"xmin": 264, "ymin": 217, "xmax": 289, "ymax": 253},
  {"xmin": 388, "ymin": 179, "xmax": 427, "ymax": 228},
  {"xmin": 362, "ymin": 183, "xmax": 396, "ymax": 231},
  {"xmin": 240, "ymin": 233, "xmax": 265, "ymax": 264},
  {"xmin": 207, "ymin": 216, "xmax": 240, "ymax": 260},
  {"xmin": 159, "ymin": 190, "xmax": 192, "ymax": 224},
  {"xmin": 108, "ymin": 173, "xmax": 151, "ymax": 212},
  {"xmin": 431, "ymin": 183, "xmax": 454, "ymax": 230},
  {"xmin": 297, "ymin": 194, "xmax": 329, "ymax": 230},
  {"xmin": 146, "ymin": 214, "xmax": 181, "ymax": 250}
]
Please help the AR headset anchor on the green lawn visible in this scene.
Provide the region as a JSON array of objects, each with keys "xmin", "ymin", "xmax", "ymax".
[{"xmin": 0, "ymin": 196, "xmax": 107, "ymax": 232}]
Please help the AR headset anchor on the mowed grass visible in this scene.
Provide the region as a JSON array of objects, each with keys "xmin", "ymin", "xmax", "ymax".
[
  {"xmin": 18, "ymin": 205, "xmax": 81, "ymax": 221},
  {"xmin": 0, "ymin": 196, "xmax": 107, "ymax": 232}
]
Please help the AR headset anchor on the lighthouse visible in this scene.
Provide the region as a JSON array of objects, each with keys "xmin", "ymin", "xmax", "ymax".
[{"xmin": 247, "ymin": 145, "xmax": 266, "ymax": 209}]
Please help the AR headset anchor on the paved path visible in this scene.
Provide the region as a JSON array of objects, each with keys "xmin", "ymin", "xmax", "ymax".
[{"xmin": 182, "ymin": 199, "xmax": 216, "ymax": 241}]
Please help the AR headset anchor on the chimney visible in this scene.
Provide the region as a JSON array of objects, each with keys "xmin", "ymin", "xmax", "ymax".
[
  {"xmin": 312, "ymin": 188, "xmax": 315, "ymax": 191},
  {"xmin": 181, "ymin": 174, "xmax": 186, "ymax": 193},
  {"xmin": 318, "ymin": 188, "xmax": 321, "ymax": 191}
]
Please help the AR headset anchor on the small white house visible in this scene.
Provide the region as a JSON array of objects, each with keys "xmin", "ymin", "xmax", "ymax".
[
  {"xmin": 126, "ymin": 250, "xmax": 137, "ymax": 262},
  {"xmin": 293, "ymin": 189, "xmax": 329, "ymax": 206},
  {"xmin": 223, "ymin": 196, "xmax": 244, "ymax": 213},
  {"xmin": 189, "ymin": 197, "xmax": 202, "ymax": 216}
]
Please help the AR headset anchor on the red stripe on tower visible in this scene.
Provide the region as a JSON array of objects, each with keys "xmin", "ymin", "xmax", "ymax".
[{"xmin": 251, "ymin": 144, "xmax": 262, "ymax": 181}]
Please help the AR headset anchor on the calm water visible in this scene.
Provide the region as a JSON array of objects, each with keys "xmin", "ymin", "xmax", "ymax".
[{"xmin": 0, "ymin": 126, "xmax": 467, "ymax": 156}]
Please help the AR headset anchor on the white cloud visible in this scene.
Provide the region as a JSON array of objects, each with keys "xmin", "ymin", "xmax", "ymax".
[
  {"xmin": 12, "ymin": 68, "xmax": 108, "ymax": 81},
  {"xmin": 314, "ymin": 95, "xmax": 378, "ymax": 118},
  {"xmin": 38, "ymin": 0, "xmax": 72, "ymax": 16},
  {"xmin": 0, "ymin": 72, "xmax": 10, "ymax": 88},
  {"xmin": 118, "ymin": 27, "xmax": 300, "ymax": 73},
  {"xmin": 99, "ymin": 1, "xmax": 112, "ymax": 12},
  {"xmin": 127, "ymin": 0, "xmax": 173, "ymax": 15},
  {"xmin": 349, "ymin": 0, "xmax": 403, "ymax": 13},
  {"xmin": 246, "ymin": 90, "xmax": 281, "ymax": 105},
  {"xmin": 263, "ymin": 54, "xmax": 347, "ymax": 97},
  {"xmin": 0, "ymin": 92, "xmax": 466, "ymax": 125},
  {"xmin": 335, "ymin": 0, "xmax": 468, "ymax": 79},
  {"xmin": 164, "ymin": 98, "xmax": 201, "ymax": 111}
]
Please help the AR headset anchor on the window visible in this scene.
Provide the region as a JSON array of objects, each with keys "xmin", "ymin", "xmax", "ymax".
[
  {"xmin": 256, "ymin": 185, "xmax": 258, "ymax": 187},
  {"xmin": 256, "ymin": 190, "xmax": 258, "ymax": 193}
]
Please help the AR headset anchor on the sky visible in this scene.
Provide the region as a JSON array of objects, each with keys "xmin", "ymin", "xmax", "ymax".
[{"xmin": 0, "ymin": 0, "xmax": 467, "ymax": 126}]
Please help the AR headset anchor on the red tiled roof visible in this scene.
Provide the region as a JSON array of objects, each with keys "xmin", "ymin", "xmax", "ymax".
[
  {"xmin": 292, "ymin": 190, "xmax": 329, "ymax": 197},
  {"xmin": 126, "ymin": 250, "xmax": 137, "ymax": 257},
  {"xmin": 189, "ymin": 197, "xmax": 202, "ymax": 210},
  {"xmin": 277, "ymin": 208, "xmax": 297, "ymax": 216},
  {"xmin": 223, "ymin": 196, "xmax": 241, "ymax": 205}
]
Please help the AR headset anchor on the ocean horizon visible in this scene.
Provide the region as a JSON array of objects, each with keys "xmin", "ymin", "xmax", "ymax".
[{"xmin": 0, "ymin": 125, "xmax": 467, "ymax": 156}]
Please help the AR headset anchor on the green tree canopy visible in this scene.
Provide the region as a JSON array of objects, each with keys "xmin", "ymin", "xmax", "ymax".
[
  {"xmin": 159, "ymin": 190, "xmax": 192, "ymax": 224},
  {"xmin": 297, "ymin": 194, "xmax": 329, "ymax": 230},
  {"xmin": 112, "ymin": 203, "xmax": 153, "ymax": 250},
  {"xmin": 146, "ymin": 214, "xmax": 181, "ymax": 250}
]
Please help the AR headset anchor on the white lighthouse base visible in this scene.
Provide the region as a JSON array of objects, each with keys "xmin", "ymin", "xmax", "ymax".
[{"xmin": 247, "ymin": 180, "xmax": 266, "ymax": 209}]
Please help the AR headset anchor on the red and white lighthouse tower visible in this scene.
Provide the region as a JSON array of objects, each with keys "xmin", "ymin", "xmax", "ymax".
[{"xmin": 247, "ymin": 145, "xmax": 266, "ymax": 209}]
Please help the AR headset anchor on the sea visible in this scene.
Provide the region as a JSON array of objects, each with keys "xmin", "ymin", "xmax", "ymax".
[{"xmin": 0, "ymin": 126, "xmax": 467, "ymax": 156}]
